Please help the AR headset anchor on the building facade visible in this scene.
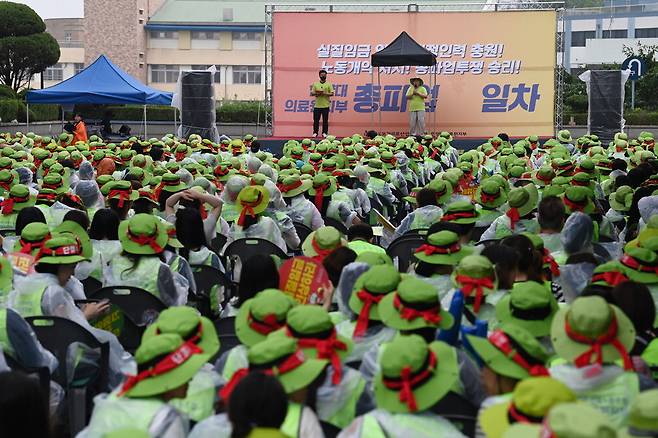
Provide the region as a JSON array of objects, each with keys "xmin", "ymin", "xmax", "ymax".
[{"xmin": 37, "ymin": 0, "xmax": 658, "ymax": 100}]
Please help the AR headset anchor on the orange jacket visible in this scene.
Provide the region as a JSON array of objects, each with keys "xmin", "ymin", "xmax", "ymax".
[{"xmin": 73, "ymin": 121, "xmax": 87, "ymax": 143}]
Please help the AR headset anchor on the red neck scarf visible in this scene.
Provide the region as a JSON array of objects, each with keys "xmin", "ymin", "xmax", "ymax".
[
  {"xmin": 108, "ymin": 189, "xmax": 132, "ymax": 208},
  {"xmin": 620, "ymin": 254, "xmax": 658, "ymax": 274},
  {"xmin": 415, "ymin": 242, "xmax": 461, "ymax": 256},
  {"xmin": 127, "ymin": 229, "xmax": 163, "ymax": 253},
  {"xmin": 488, "ymin": 330, "xmax": 549, "ymax": 376},
  {"xmin": 313, "ymin": 183, "xmax": 330, "ymax": 210},
  {"xmin": 591, "ymin": 271, "xmax": 628, "ymax": 287},
  {"xmin": 381, "ymin": 349, "xmax": 437, "ymax": 412},
  {"xmin": 353, "ymin": 289, "xmax": 386, "ymax": 338},
  {"xmin": 543, "ymin": 248, "xmax": 560, "ymax": 278},
  {"xmin": 19, "ymin": 235, "xmax": 50, "ymax": 254},
  {"xmin": 441, "ymin": 211, "xmax": 476, "ymax": 222},
  {"xmin": 480, "ymin": 191, "xmax": 500, "ymax": 204},
  {"xmin": 564, "ymin": 311, "xmax": 633, "ymax": 370},
  {"xmin": 119, "ymin": 339, "xmax": 203, "ymax": 396},
  {"xmin": 277, "ymin": 180, "xmax": 303, "ymax": 194},
  {"xmin": 392, "ymin": 293, "xmax": 441, "ymax": 325},
  {"xmin": 1, "ymin": 195, "xmax": 28, "ymax": 215},
  {"xmin": 247, "ymin": 312, "xmax": 285, "ymax": 335},
  {"xmin": 311, "ymin": 237, "xmax": 335, "ymax": 261},
  {"xmin": 237, "ymin": 193, "xmax": 264, "ymax": 227},
  {"xmin": 506, "ymin": 207, "xmax": 520, "ymax": 230},
  {"xmin": 455, "ymin": 274, "xmax": 494, "ymax": 313},
  {"xmin": 294, "ymin": 329, "xmax": 347, "ymax": 385}
]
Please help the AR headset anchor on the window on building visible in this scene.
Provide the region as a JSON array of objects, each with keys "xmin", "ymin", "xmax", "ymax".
[
  {"xmin": 150, "ymin": 64, "xmax": 180, "ymax": 83},
  {"xmin": 233, "ymin": 32, "xmax": 261, "ymax": 41},
  {"xmin": 570, "ymin": 30, "xmax": 596, "ymax": 47},
  {"xmin": 149, "ymin": 31, "xmax": 179, "ymax": 39},
  {"xmin": 74, "ymin": 63, "xmax": 84, "ymax": 75},
  {"xmin": 43, "ymin": 63, "xmax": 63, "ymax": 81},
  {"xmin": 223, "ymin": 8, "xmax": 233, "ymax": 21},
  {"xmin": 635, "ymin": 28, "xmax": 658, "ymax": 38},
  {"xmin": 191, "ymin": 31, "xmax": 219, "ymax": 40},
  {"xmin": 233, "ymin": 66, "xmax": 262, "ymax": 84},
  {"xmin": 64, "ymin": 32, "xmax": 72, "ymax": 42},
  {"xmin": 602, "ymin": 29, "xmax": 628, "ymax": 38},
  {"xmin": 190, "ymin": 65, "xmax": 221, "ymax": 82}
]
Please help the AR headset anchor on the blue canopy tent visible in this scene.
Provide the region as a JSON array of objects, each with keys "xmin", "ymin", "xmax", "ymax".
[{"xmin": 26, "ymin": 55, "xmax": 174, "ymax": 136}]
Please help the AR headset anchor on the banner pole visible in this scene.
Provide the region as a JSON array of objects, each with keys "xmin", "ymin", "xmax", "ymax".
[
  {"xmin": 378, "ymin": 68, "xmax": 382, "ymax": 133},
  {"xmin": 631, "ymin": 80, "xmax": 635, "ymax": 110}
]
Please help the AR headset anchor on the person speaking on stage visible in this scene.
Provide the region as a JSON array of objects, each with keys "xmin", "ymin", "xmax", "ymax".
[
  {"xmin": 310, "ymin": 69, "xmax": 334, "ymax": 138},
  {"xmin": 406, "ymin": 77, "xmax": 428, "ymax": 137}
]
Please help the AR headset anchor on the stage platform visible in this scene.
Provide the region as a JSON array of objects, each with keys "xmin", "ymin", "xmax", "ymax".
[{"xmin": 258, "ymin": 136, "xmax": 498, "ymax": 157}]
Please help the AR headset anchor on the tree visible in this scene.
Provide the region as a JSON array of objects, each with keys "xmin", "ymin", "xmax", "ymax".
[{"xmin": 0, "ymin": 2, "xmax": 60, "ymax": 91}]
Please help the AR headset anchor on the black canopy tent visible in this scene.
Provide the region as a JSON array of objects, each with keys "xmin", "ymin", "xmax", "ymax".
[{"xmin": 370, "ymin": 31, "xmax": 438, "ymax": 134}]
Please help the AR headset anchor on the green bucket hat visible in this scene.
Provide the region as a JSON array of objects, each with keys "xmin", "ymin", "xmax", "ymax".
[
  {"xmin": 119, "ymin": 333, "xmax": 209, "ymax": 398},
  {"xmin": 532, "ymin": 167, "xmax": 556, "ymax": 187},
  {"xmin": 355, "ymin": 251, "xmax": 393, "ymax": 267},
  {"xmin": 35, "ymin": 234, "xmax": 89, "ymax": 265},
  {"xmin": 441, "ymin": 200, "xmax": 480, "ymax": 224},
  {"xmin": 468, "ymin": 323, "xmax": 550, "ymax": 380},
  {"xmin": 543, "ymin": 402, "xmax": 617, "ymax": 438},
  {"xmin": 159, "ymin": 173, "xmax": 187, "ymax": 193},
  {"xmin": 235, "ymin": 185, "xmax": 270, "ymax": 226},
  {"xmin": 374, "ymin": 334, "xmax": 459, "ymax": 413},
  {"xmin": 378, "ymin": 276, "xmax": 454, "ymax": 331},
  {"xmin": 562, "ymin": 186, "xmax": 595, "ymax": 215},
  {"xmin": 476, "ymin": 179, "xmax": 507, "ymax": 209},
  {"xmin": 480, "ymin": 377, "xmax": 576, "ymax": 438},
  {"xmin": 55, "ymin": 220, "xmax": 92, "ymax": 259},
  {"xmin": 14, "ymin": 222, "xmax": 51, "ymax": 255},
  {"xmin": 349, "ymin": 265, "xmax": 401, "ymax": 337},
  {"xmin": 247, "ymin": 331, "xmax": 328, "ymax": 394},
  {"xmin": 609, "ymin": 185, "xmax": 634, "ymax": 212},
  {"xmin": 550, "ymin": 296, "xmax": 635, "ymax": 368},
  {"xmin": 278, "ymin": 175, "xmax": 311, "ymax": 198},
  {"xmin": 142, "ymin": 306, "xmax": 219, "ymax": 359},
  {"xmin": 414, "ymin": 230, "xmax": 472, "ymax": 265},
  {"xmin": 302, "ymin": 226, "xmax": 346, "ymax": 259},
  {"xmin": 451, "ymin": 255, "xmax": 497, "ymax": 313},
  {"xmin": 426, "ymin": 178, "xmax": 453, "ymax": 205},
  {"xmin": 41, "ymin": 173, "xmax": 67, "ymax": 195},
  {"xmin": 366, "ymin": 159, "xmax": 388, "ymax": 179},
  {"xmin": 307, "ymin": 173, "xmax": 337, "ymax": 199},
  {"xmin": 285, "ymin": 304, "xmax": 352, "ymax": 383},
  {"xmin": 620, "ymin": 247, "xmax": 658, "ymax": 284},
  {"xmin": 621, "ymin": 389, "xmax": 658, "ymax": 438},
  {"xmin": 118, "ymin": 213, "xmax": 168, "ymax": 255},
  {"xmin": 1, "ymin": 183, "xmax": 35, "ymax": 214},
  {"xmin": 495, "ymin": 281, "xmax": 558, "ymax": 337},
  {"xmin": 105, "ymin": 180, "xmax": 139, "ymax": 207},
  {"xmin": 557, "ymin": 130, "xmax": 573, "ymax": 143},
  {"xmin": 235, "ymin": 289, "xmax": 298, "ymax": 347},
  {"xmin": 506, "ymin": 186, "xmax": 536, "ymax": 219},
  {"xmin": 590, "ymin": 261, "xmax": 630, "ymax": 288}
]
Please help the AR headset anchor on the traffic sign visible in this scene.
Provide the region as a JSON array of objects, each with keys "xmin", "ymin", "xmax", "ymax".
[{"xmin": 622, "ymin": 56, "xmax": 646, "ymax": 81}]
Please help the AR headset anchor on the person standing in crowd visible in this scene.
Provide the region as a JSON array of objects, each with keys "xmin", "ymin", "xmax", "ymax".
[
  {"xmin": 72, "ymin": 112, "xmax": 88, "ymax": 144},
  {"xmin": 406, "ymin": 77, "xmax": 428, "ymax": 137},
  {"xmin": 311, "ymin": 69, "xmax": 334, "ymax": 138}
]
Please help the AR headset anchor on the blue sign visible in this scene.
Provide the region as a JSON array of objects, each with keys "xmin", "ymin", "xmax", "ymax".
[{"xmin": 622, "ymin": 57, "xmax": 646, "ymax": 81}]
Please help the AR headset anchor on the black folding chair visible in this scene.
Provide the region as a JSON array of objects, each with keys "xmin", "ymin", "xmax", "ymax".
[
  {"xmin": 386, "ymin": 235, "xmax": 425, "ymax": 272},
  {"xmin": 190, "ymin": 264, "xmax": 237, "ymax": 318},
  {"xmin": 81, "ymin": 277, "xmax": 102, "ymax": 296},
  {"xmin": 211, "ymin": 234, "xmax": 228, "ymax": 254},
  {"xmin": 293, "ymin": 222, "xmax": 313, "ymax": 246},
  {"xmin": 431, "ymin": 392, "xmax": 478, "ymax": 437},
  {"xmin": 224, "ymin": 238, "xmax": 290, "ymax": 264},
  {"xmin": 324, "ymin": 217, "xmax": 348, "ymax": 235},
  {"xmin": 26, "ymin": 316, "xmax": 109, "ymax": 437},
  {"xmin": 213, "ymin": 316, "xmax": 240, "ymax": 359},
  {"xmin": 89, "ymin": 286, "xmax": 166, "ymax": 352}
]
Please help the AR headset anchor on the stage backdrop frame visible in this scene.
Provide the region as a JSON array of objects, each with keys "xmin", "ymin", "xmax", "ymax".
[{"xmin": 264, "ymin": 2, "xmax": 564, "ymax": 139}]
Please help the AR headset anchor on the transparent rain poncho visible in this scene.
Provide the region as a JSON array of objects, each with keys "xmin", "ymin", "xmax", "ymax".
[
  {"xmin": 561, "ymin": 212, "xmax": 594, "ymax": 256},
  {"xmin": 78, "ymin": 161, "xmax": 95, "ymax": 181},
  {"xmin": 75, "ymin": 180, "xmax": 105, "ymax": 210}
]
